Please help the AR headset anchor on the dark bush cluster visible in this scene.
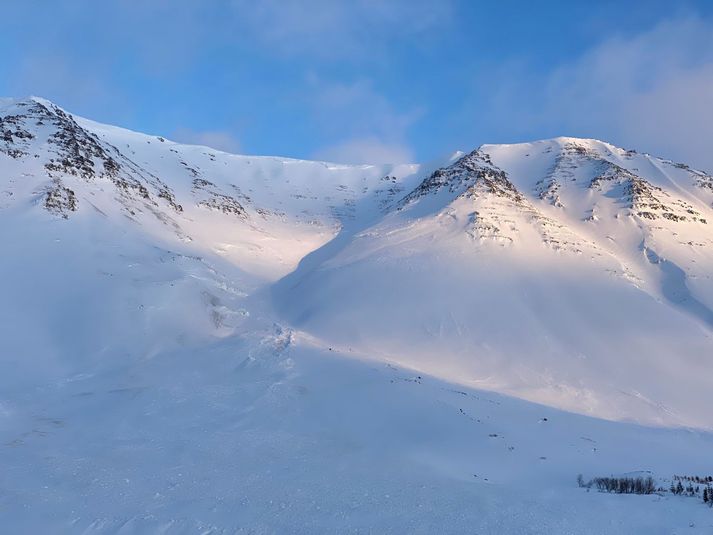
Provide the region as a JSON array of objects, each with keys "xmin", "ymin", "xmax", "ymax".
[
  {"xmin": 674, "ymin": 475, "xmax": 713, "ymax": 484},
  {"xmin": 580, "ymin": 473, "xmax": 713, "ymax": 508},
  {"xmin": 591, "ymin": 476, "xmax": 656, "ymax": 495},
  {"xmin": 670, "ymin": 475, "xmax": 713, "ymax": 506},
  {"xmin": 669, "ymin": 480, "xmax": 695, "ymax": 496},
  {"xmin": 703, "ymin": 487, "xmax": 713, "ymax": 507}
]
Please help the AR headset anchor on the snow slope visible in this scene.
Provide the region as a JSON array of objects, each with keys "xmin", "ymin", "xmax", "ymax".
[
  {"xmin": 2, "ymin": 97, "xmax": 713, "ymax": 533},
  {"xmin": 276, "ymin": 139, "xmax": 713, "ymax": 429}
]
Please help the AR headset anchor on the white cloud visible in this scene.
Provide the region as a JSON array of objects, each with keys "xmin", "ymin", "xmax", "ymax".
[
  {"xmin": 308, "ymin": 78, "xmax": 422, "ymax": 137},
  {"xmin": 476, "ymin": 17, "xmax": 713, "ymax": 171},
  {"xmin": 230, "ymin": 0, "xmax": 453, "ymax": 59},
  {"xmin": 307, "ymin": 78, "xmax": 421, "ymax": 164},
  {"xmin": 314, "ymin": 137, "xmax": 413, "ymax": 164},
  {"xmin": 172, "ymin": 128, "xmax": 241, "ymax": 154}
]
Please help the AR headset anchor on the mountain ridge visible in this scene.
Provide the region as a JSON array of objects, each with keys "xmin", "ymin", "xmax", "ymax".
[
  {"xmin": 3, "ymin": 95, "xmax": 713, "ymax": 533},
  {"xmin": 3, "ymin": 95, "xmax": 713, "ymax": 425}
]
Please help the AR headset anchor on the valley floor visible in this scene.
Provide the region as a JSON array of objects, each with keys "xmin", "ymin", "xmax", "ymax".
[{"xmin": 2, "ymin": 322, "xmax": 713, "ymax": 534}]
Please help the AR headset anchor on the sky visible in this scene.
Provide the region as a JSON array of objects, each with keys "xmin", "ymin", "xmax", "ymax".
[{"xmin": 2, "ymin": 1, "xmax": 713, "ymax": 170}]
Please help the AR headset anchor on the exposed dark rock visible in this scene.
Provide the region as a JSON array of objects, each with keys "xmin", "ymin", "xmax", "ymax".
[
  {"xmin": 590, "ymin": 163, "xmax": 706, "ymax": 224},
  {"xmin": 198, "ymin": 194, "xmax": 246, "ymax": 217},
  {"xmin": 400, "ymin": 149, "xmax": 521, "ymax": 205},
  {"xmin": 192, "ymin": 174, "xmax": 246, "ymax": 218},
  {"xmin": 44, "ymin": 179, "xmax": 77, "ymax": 218}
]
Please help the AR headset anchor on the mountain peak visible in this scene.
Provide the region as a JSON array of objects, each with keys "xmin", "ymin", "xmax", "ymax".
[
  {"xmin": 3, "ymin": 96, "xmax": 713, "ymax": 533},
  {"xmin": 0, "ymin": 95, "xmax": 59, "ymax": 110}
]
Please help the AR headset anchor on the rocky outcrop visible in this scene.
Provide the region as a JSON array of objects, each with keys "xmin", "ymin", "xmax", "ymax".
[
  {"xmin": 590, "ymin": 164, "xmax": 707, "ymax": 224},
  {"xmin": 0, "ymin": 99, "xmax": 184, "ymax": 218}
]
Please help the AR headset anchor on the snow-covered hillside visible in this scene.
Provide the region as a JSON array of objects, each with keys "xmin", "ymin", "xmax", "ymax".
[
  {"xmin": 2, "ymin": 97, "xmax": 713, "ymax": 533},
  {"xmin": 276, "ymin": 138, "xmax": 713, "ymax": 429}
]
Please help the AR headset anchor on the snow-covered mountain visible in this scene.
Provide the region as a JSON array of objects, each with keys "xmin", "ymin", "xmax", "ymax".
[
  {"xmin": 2, "ymin": 97, "xmax": 713, "ymax": 533},
  {"xmin": 276, "ymin": 138, "xmax": 713, "ymax": 428}
]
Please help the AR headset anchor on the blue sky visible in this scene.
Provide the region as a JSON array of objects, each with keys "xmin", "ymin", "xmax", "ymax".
[{"xmin": 2, "ymin": 1, "xmax": 713, "ymax": 169}]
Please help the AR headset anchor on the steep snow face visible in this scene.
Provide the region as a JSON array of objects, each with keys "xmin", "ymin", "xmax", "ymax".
[
  {"xmin": 484, "ymin": 138, "xmax": 713, "ymax": 321},
  {"xmin": 0, "ymin": 97, "xmax": 422, "ymax": 280},
  {"xmin": 275, "ymin": 140, "xmax": 713, "ymax": 429},
  {"xmin": 3, "ymin": 98, "xmax": 713, "ymax": 532},
  {"xmin": 3, "ymin": 97, "xmax": 712, "ymax": 428},
  {"xmin": 0, "ymin": 96, "xmax": 422, "ymax": 389}
]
